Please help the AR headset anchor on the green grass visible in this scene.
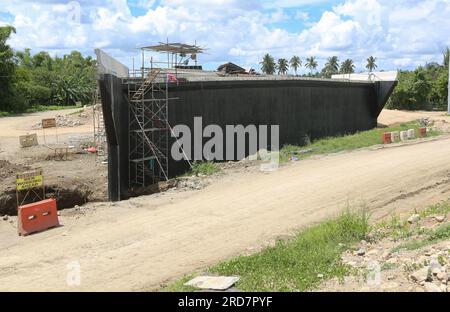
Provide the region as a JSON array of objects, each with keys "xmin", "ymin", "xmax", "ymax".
[
  {"xmin": 374, "ymin": 201, "xmax": 450, "ymax": 242},
  {"xmin": 280, "ymin": 121, "xmax": 441, "ymax": 163},
  {"xmin": 163, "ymin": 275, "xmax": 197, "ymax": 292},
  {"xmin": 0, "ymin": 104, "xmax": 82, "ymax": 118},
  {"xmin": 391, "ymin": 223, "xmax": 450, "ymax": 253},
  {"xmin": 167, "ymin": 209, "xmax": 369, "ymax": 292},
  {"xmin": 25, "ymin": 104, "xmax": 81, "ymax": 113},
  {"xmin": 189, "ymin": 161, "xmax": 222, "ymax": 176},
  {"xmin": 0, "ymin": 111, "xmax": 13, "ymax": 117}
]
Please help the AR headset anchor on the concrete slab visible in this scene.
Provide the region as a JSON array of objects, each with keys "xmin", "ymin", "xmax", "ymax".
[{"xmin": 185, "ymin": 276, "xmax": 240, "ymax": 291}]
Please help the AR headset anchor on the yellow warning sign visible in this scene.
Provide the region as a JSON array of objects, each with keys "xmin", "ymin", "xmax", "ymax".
[{"xmin": 16, "ymin": 170, "xmax": 43, "ymax": 191}]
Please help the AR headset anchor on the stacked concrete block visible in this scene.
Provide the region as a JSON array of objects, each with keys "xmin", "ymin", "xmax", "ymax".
[
  {"xmin": 400, "ymin": 131, "xmax": 409, "ymax": 142},
  {"xmin": 391, "ymin": 131, "xmax": 400, "ymax": 143},
  {"xmin": 407, "ymin": 129, "xmax": 416, "ymax": 139}
]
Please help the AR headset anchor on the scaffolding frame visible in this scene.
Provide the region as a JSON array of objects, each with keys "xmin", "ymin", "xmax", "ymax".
[
  {"xmin": 93, "ymin": 84, "xmax": 107, "ymax": 163},
  {"xmin": 125, "ymin": 43, "xmax": 200, "ymax": 189}
]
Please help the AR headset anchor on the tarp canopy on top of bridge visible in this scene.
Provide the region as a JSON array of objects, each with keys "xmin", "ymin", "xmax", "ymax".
[{"xmin": 140, "ymin": 43, "xmax": 206, "ymax": 55}]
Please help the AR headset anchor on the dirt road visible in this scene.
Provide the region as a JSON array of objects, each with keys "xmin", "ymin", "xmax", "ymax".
[{"xmin": 1, "ymin": 134, "xmax": 450, "ymax": 291}]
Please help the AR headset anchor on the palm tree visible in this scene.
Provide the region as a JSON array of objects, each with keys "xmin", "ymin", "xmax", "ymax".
[
  {"xmin": 322, "ymin": 56, "xmax": 339, "ymax": 78},
  {"xmin": 260, "ymin": 54, "xmax": 276, "ymax": 75},
  {"xmin": 277, "ymin": 58, "xmax": 289, "ymax": 75},
  {"xmin": 305, "ymin": 56, "xmax": 318, "ymax": 75},
  {"xmin": 340, "ymin": 59, "xmax": 355, "ymax": 74},
  {"xmin": 366, "ymin": 56, "xmax": 377, "ymax": 72},
  {"xmin": 290, "ymin": 56, "xmax": 301, "ymax": 76}
]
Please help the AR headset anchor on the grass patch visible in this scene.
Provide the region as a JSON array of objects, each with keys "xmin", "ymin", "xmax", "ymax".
[
  {"xmin": 68, "ymin": 109, "xmax": 86, "ymax": 116},
  {"xmin": 375, "ymin": 200, "xmax": 450, "ymax": 242},
  {"xmin": 392, "ymin": 223, "xmax": 450, "ymax": 253},
  {"xmin": 26, "ymin": 104, "xmax": 81, "ymax": 113},
  {"xmin": 168, "ymin": 210, "xmax": 369, "ymax": 292},
  {"xmin": 381, "ymin": 263, "xmax": 400, "ymax": 271},
  {"xmin": 0, "ymin": 104, "xmax": 82, "ymax": 118},
  {"xmin": 0, "ymin": 111, "xmax": 13, "ymax": 117},
  {"xmin": 280, "ymin": 121, "xmax": 441, "ymax": 163},
  {"xmin": 189, "ymin": 161, "xmax": 221, "ymax": 176},
  {"xmin": 163, "ymin": 275, "xmax": 197, "ymax": 292}
]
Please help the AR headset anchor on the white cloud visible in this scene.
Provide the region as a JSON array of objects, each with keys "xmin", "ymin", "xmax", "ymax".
[{"xmin": 0, "ymin": 0, "xmax": 449, "ymax": 71}]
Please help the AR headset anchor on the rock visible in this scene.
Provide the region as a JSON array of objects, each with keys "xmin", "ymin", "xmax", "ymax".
[
  {"xmin": 408, "ymin": 214, "xmax": 421, "ymax": 224},
  {"xmin": 424, "ymin": 282, "xmax": 442, "ymax": 293},
  {"xmin": 386, "ymin": 257, "xmax": 398, "ymax": 264},
  {"xmin": 431, "ymin": 267, "xmax": 442, "ymax": 276},
  {"xmin": 436, "ymin": 272, "xmax": 447, "ymax": 281},
  {"xmin": 381, "ymin": 282, "xmax": 399, "ymax": 290},
  {"xmin": 2, "ymin": 215, "xmax": 8, "ymax": 221},
  {"xmin": 411, "ymin": 267, "xmax": 431, "ymax": 283},
  {"xmin": 354, "ymin": 248, "xmax": 366, "ymax": 256},
  {"xmin": 429, "ymin": 257, "xmax": 442, "ymax": 276},
  {"xmin": 317, "ymin": 274, "xmax": 324, "ymax": 279},
  {"xmin": 434, "ymin": 215, "xmax": 446, "ymax": 223},
  {"xmin": 382, "ymin": 251, "xmax": 391, "ymax": 260},
  {"xmin": 387, "ymin": 275, "xmax": 396, "ymax": 281}
]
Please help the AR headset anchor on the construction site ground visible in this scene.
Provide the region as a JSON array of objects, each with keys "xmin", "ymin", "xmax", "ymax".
[
  {"xmin": 0, "ymin": 107, "xmax": 107, "ymax": 216},
  {"xmin": 0, "ymin": 108, "xmax": 450, "ymax": 291}
]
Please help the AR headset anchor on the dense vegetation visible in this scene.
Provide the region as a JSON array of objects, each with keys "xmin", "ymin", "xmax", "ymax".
[
  {"xmin": 0, "ymin": 26, "xmax": 96, "ymax": 114},
  {"xmin": 261, "ymin": 50, "xmax": 449, "ymax": 111},
  {"xmin": 387, "ymin": 54, "xmax": 449, "ymax": 111}
]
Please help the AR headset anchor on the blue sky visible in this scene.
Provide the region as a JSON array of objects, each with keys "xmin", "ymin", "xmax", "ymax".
[{"xmin": 1, "ymin": 0, "xmax": 449, "ymax": 73}]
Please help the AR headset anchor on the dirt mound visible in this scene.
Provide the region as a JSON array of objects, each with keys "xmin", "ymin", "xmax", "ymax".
[
  {"xmin": 0, "ymin": 160, "xmax": 28, "ymax": 179},
  {"xmin": 31, "ymin": 107, "xmax": 94, "ymax": 129}
]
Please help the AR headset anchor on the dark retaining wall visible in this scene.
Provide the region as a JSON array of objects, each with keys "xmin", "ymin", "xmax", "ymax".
[{"xmin": 99, "ymin": 75, "xmax": 396, "ymax": 201}]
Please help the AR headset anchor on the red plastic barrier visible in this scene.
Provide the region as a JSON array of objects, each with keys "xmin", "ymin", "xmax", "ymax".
[
  {"xmin": 18, "ymin": 199, "xmax": 60, "ymax": 236},
  {"xmin": 381, "ymin": 132, "xmax": 392, "ymax": 144},
  {"xmin": 418, "ymin": 127, "xmax": 427, "ymax": 138}
]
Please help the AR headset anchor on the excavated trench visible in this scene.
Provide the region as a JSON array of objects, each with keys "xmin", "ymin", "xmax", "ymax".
[{"xmin": 0, "ymin": 185, "xmax": 92, "ymax": 216}]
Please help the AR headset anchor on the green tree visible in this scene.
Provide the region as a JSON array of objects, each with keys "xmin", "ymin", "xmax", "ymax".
[
  {"xmin": 321, "ymin": 56, "xmax": 339, "ymax": 78},
  {"xmin": 260, "ymin": 54, "xmax": 276, "ymax": 75},
  {"xmin": 366, "ymin": 56, "xmax": 377, "ymax": 72},
  {"xmin": 277, "ymin": 58, "xmax": 289, "ymax": 75},
  {"xmin": 305, "ymin": 56, "xmax": 318, "ymax": 75},
  {"xmin": 0, "ymin": 26, "xmax": 24, "ymax": 112},
  {"xmin": 410, "ymin": 69, "xmax": 432, "ymax": 109},
  {"xmin": 290, "ymin": 56, "xmax": 301, "ymax": 76},
  {"xmin": 444, "ymin": 47, "xmax": 449, "ymax": 68},
  {"xmin": 340, "ymin": 59, "xmax": 355, "ymax": 74}
]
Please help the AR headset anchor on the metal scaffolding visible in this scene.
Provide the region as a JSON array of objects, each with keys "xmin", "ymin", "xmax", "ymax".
[
  {"xmin": 127, "ymin": 70, "xmax": 171, "ymax": 187},
  {"xmin": 126, "ymin": 42, "xmax": 201, "ymax": 188},
  {"xmin": 93, "ymin": 84, "xmax": 107, "ymax": 163}
]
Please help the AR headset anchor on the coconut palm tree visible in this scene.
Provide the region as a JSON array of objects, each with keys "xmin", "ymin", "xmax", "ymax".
[
  {"xmin": 305, "ymin": 56, "xmax": 318, "ymax": 75},
  {"xmin": 366, "ymin": 56, "xmax": 377, "ymax": 72},
  {"xmin": 290, "ymin": 56, "xmax": 301, "ymax": 76},
  {"xmin": 340, "ymin": 59, "xmax": 355, "ymax": 74},
  {"xmin": 322, "ymin": 56, "xmax": 339, "ymax": 78},
  {"xmin": 277, "ymin": 58, "xmax": 289, "ymax": 75},
  {"xmin": 260, "ymin": 54, "xmax": 276, "ymax": 75}
]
